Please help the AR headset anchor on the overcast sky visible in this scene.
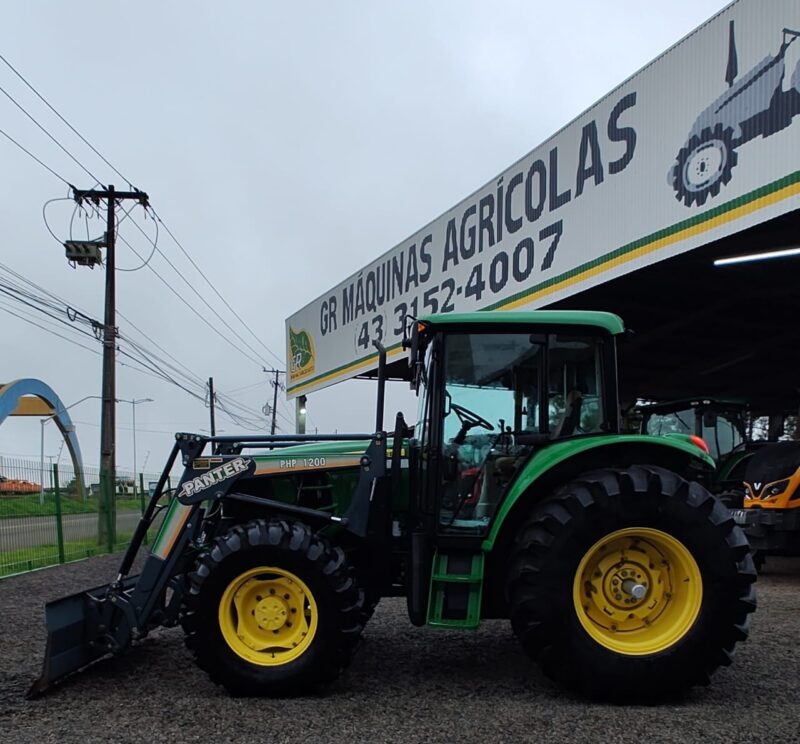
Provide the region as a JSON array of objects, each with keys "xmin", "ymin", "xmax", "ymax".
[{"xmin": 0, "ymin": 0, "xmax": 731, "ymax": 477}]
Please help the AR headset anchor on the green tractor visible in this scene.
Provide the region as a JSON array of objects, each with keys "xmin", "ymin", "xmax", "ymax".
[
  {"xmin": 31, "ymin": 311, "xmax": 755, "ymax": 702},
  {"xmin": 633, "ymin": 398, "xmax": 765, "ymax": 507}
]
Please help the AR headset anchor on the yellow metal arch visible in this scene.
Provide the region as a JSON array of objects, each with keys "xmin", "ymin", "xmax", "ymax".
[{"xmin": 0, "ymin": 379, "xmax": 86, "ymax": 500}]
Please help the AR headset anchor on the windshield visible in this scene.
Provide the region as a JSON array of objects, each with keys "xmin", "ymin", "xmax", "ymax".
[
  {"xmin": 443, "ymin": 333, "xmax": 543, "ymax": 443},
  {"xmin": 702, "ymin": 412, "xmax": 744, "ymax": 459},
  {"xmin": 442, "ymin": 332, "xmax": 605, "ymax": 442},
  {"xmin": 646, "ymin": 408, "xmax": 745, "ymax": 460}
]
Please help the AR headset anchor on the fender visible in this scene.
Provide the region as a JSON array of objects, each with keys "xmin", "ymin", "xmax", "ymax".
[
  {"xmin": 482, "ymin": 434, "xmax": 714, "ymax": 551},
  {"xmin": 717, "ymin": 448, "xmax": 754, "ymax": 483}
]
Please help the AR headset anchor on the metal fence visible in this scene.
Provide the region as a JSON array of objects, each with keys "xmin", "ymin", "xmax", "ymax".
[{"xmin": 0, "ymin": 455, "xmax": 167, "ymax": 578}]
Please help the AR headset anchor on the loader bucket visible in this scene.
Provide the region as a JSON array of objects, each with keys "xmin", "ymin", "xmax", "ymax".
[{"xmin": 27, "ymin": 580, "xmax": 133, "ymax": 698}]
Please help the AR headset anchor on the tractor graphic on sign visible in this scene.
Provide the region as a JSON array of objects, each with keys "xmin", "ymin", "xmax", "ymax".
[{"xmin": 670, "ymin": 22, "xmax": 800, "ymax": 207}]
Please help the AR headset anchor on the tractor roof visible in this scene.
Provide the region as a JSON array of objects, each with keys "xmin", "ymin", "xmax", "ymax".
[
  {"xmin": 419, "ymin": 310, "xmax": 625, "ymax": 335},
  {"xmin": 635, "ymin": 398, "xmax": 750, "ymax": 414}
]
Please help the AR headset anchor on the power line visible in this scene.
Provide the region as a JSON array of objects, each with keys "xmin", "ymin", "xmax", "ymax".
[
  {"xmin": 0, "ymin": 53, "xmax": 283, "ymax": 430},
  {"xmin": 0, "ymin": 282, "xmax": 101, "ymax": 341},
  {"xmin": 0, "ymin": 272, "xmax": 208, "ymax": 403},
  {"xmin": 0, "ymin": 51, "xmax": 282, "ymax": 376},
  {"xmin": 0, "ymin": 260, "xmax": 205, "ymax": 394},
  {"xmin": 115, "ymin": 202, "xmax": 159, "ymax": 272},
  {"xmin": 115, "ymin": 230, "xmax": 266, "ymax": 368},
  {"xmin": 0, "ymin": 51, "xmax": 132, "ymax": 186},
  {"xmin": 0, "ymin": 124, "xmax": 71, "ymax": 185},
  {"xmin": 121, "ymin": 213, "xmax": 276, "ymax": 368},
  {"xmin": 116, "ymin": 308, "xmax": 206, "ymax": 387},
  {"xmin": 0, "ymin": 300, "xmax": 102, "ymax": 356},
  {"xmin": 150, "ymin": 208, "xmax": 284, "ymax": 367},
  {"xmin": 0, "ymin": 296, "xmax": 197, "ymax": 394},
  {"xmin": 0, "ymin": 82, "xmax": 102, "ymax": 183},
  {"xmin": 0, "ymin": 300, "xmax": 266, "ymax": 432},
  {"xmin": 0, "ymin": 262, "xmax": 268, "ymax": 427},
  {"xmin": 224, "ymin": 380, "xmax": 266, "ymax": 395}
]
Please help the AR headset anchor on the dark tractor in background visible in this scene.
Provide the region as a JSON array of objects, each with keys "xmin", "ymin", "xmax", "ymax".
[{"xmin": 634, "ymin": 398, "xmax": 769, "ymax": 507}]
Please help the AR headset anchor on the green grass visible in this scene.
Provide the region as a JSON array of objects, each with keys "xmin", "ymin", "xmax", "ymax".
[
  {"xmin": 0, "ymin": 494, "xmax": 144, "ymax": 519},
  {"xmin": 0, "ymin": 532, "xmax": 136, "ymax": 578}
]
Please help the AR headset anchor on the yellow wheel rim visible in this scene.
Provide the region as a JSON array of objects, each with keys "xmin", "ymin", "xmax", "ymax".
[
  {"xmin": 218, "ymin": 566, "xmax": 318, "ymax": 666},
  {"xmin": 572, "ymin": 527, "xmax": 702, "ymax": 656}
]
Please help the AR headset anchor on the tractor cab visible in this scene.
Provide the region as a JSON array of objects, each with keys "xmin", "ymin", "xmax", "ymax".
[
  {"xmin": 635, "ymin": 398, "xmax": 748, "ymax": 461},
  {"xmin": 407, "ymin": 311, "xmax": 622, "ymax": 542},
  {"xmin": 634, "ymin": 398, "xmax": 783, "ymax": 502}
]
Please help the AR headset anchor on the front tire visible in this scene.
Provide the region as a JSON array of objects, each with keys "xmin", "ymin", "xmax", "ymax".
[
  {"xmin": 673, "ymin": 124, "xmax": 737, "ymax": 207},
  {"xmin": 181, "ymin": 519, "xmax": 364, "ymax": 696},
  {"xmin": 507, "ymin": 466, "xmax": 756, "ymax": 701}
]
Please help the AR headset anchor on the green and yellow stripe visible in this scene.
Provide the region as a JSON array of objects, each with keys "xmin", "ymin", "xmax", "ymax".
[{"xmin": 288, "ymin": 170, "xmax": 800, "ymax": 395}]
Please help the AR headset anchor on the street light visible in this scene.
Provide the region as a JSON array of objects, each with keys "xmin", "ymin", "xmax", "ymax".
[
  {"xmin": 297, "ymin": 395, "xmax": 307, "ymax": 435},
  {"xmin": 116, "ymin": 398, "xmax": 154, "ymax": 497},
  {"xmin": 40, "ymin": 395, "xmax": 103, "ymax": 503}
]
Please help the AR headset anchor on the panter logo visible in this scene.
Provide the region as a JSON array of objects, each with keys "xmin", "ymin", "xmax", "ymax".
[{"xmin": 288, "ymin": 327, "xmax": 315, "ymax": 381}]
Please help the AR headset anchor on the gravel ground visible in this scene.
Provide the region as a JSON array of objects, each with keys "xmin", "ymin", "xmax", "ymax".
[{"xmin": 2, "ymin": 554, "xmax": 800, "ymax": 744}]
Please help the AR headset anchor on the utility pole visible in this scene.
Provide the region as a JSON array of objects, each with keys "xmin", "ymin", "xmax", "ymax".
[
  {"xmin": 69, "ymin": 185, "xmax": 149, "ymax": 546},
  {"xmin": 264, "ymin": 369, "xmax": 285, "ymax": 435},
  {"xmin": 208, "ymin": 377, "xmax": 216, "ymax": 436}
]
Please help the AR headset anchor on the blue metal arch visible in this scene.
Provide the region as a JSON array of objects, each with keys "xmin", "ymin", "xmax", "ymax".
[{"xmin": 0, "ymin": 378, "xmax": 86, "ymax": 499}]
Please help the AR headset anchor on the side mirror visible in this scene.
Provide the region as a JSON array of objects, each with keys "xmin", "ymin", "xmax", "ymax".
[
  {"xmin": 406, "ymin": 316, "xmax": 418, "ymax": 364},
  {"xmin": 407, "ymin": 318, "xmax": 428, "ymax": 391}
]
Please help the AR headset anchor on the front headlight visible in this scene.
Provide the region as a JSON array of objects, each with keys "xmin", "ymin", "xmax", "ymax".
[{"xmin": 764, "ymin": 480, "xmax": 790, "ymax": 498}]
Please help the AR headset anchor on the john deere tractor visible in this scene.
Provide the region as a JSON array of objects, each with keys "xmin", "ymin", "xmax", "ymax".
[
  {"xmin": 31, "ymin": 311, "xmax": 755, "ymax": 702},
  {"xmin": 634, "ymin": 398, "xmax": 765, "ymax": 507}
]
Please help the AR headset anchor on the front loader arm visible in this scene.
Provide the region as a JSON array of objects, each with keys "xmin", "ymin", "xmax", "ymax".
[{"xmin": 29, "ymin": 429, "xmax": 390, "ymax": 697}]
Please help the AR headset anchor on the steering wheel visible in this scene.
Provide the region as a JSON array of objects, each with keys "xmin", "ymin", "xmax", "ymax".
[{"xmin": 451, "ymin": 402, "xmax": 494, "ymax": 444}]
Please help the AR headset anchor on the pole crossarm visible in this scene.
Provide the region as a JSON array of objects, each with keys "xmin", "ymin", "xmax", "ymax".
[{"xmin": 72, "ymin": 188, "xmax": 149, "ymax": 206}]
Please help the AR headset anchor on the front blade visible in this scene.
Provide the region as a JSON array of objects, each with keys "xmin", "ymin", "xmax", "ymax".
[{"xmin": 27, "ymin": 586, "xmax": 115, "ymax": 698}]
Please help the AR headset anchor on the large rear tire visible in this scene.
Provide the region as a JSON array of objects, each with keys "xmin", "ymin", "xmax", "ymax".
[
  {"xmin": 507, "ymin": 466, "xmax": 756, "ymax": 701},
  {"xmin": 181, "ymin": 519, "xmax": 364, "ymax": 696}
]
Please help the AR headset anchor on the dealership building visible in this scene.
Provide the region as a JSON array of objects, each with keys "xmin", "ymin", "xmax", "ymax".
[{"xmin": 286, "ymin": 0, "xmax": 800, "ymax": 415}]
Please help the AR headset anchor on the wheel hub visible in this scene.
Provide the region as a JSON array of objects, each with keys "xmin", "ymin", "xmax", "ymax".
[
  {"xmin": 218, "ymin": 567, "xmax": 317, "ymax": 666},
  {"xmin": 683, "ymin": 140, "xmax": 727, "ymax": 191},
  {"xmin": 589, "ymin": 548, "xmax": 665, "ymax": 628},
  {"xmin": 256, "ymin": 596, "xmax": 289, "ymax": 630},
  {"xmin": 574, "ymin": 528, "xmax": 702, "ymax": 655}
]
